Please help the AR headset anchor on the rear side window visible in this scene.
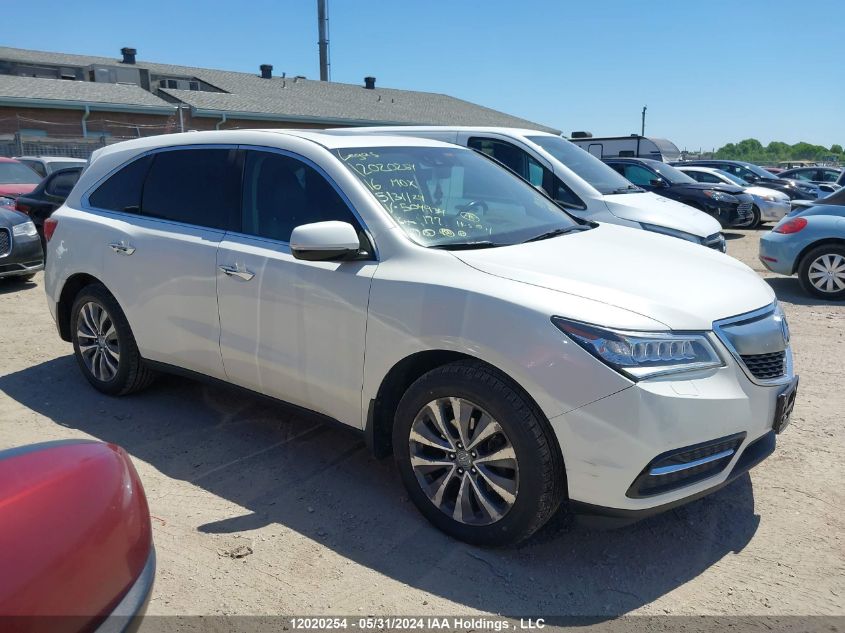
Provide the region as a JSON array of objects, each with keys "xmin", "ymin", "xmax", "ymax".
[
  {"xmin": 88, "ymin": 154, "xmax": 153, "ymax": 213},
  {"xmin": 141, "ymin": 149, "xmax": 238, "ymax": 229}
]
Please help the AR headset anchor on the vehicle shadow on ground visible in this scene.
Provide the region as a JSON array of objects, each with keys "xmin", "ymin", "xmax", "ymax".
[
  {"xmin": 0, "ymin": 357, "xmax": 761, "ymax": 618},
  {"xmin": 0, "ymin": 279, "xmax": 37, "ymax": 295},
  {"xmin": 723, "ymin": 231, "xmax": 745, "ymax": 240},
  {"xmin": 766, "ymin": 276, "xmax": 842, "ymax": 307}
]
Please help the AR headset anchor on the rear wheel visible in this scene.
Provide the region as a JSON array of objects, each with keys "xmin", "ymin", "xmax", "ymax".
[
  {"xmin": 70, "ymin": 284, "xmax": 155, "ymax": 395},
  {"xmin": 393, "ymin": 360, "xmax": 565, "ymax": 546},
  {"xmin": 798, "ymin": 245, "xmax": 845, "ymax": 300}
]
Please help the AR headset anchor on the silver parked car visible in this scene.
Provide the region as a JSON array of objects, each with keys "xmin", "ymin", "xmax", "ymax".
[
  {"xmin": 759, "ymin": 194, "xmax": 845, "ymax": 299},
  {"xmin": 678, "ymin": 166, "xmax": 791, "ymax": 227}
]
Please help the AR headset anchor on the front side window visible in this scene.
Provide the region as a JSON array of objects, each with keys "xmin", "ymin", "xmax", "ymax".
[
  {"xmin": 618, "ymin": 164, "xmax": 657, "ymax": 187},
  {"xmin": 141, "ymin": 149, "xmax": 238, "ymax": 229},
  {"xmin": 527, "ymin": 135, "xmax": 639, "ymax": 195},
  {"xmin": 822, "ymin": 169, "xmax": 840, "ymax": 182},
  {"xmin": 241, "ymin": 151, "xmax": 357, "ymax": 242},
  {"xmin": 468, "ymin": 137, "xmax": 584, "ymax": 207},
  {"xmin": 335, "ymin": 146, "xmax": 580, "ymax": 248}
]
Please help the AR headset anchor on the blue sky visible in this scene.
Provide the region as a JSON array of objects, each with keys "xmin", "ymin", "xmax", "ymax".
[{"xmin": 4, "ymin": 0, "xmax": 843, "ymax": 150}]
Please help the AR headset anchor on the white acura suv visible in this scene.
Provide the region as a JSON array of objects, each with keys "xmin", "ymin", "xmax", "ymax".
[{"xmin": 44, "ymin": 130, "xmax": 798, "ymax": 545}]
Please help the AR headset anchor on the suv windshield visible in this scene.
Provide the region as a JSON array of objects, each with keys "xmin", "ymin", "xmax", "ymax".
[
  {"xmin": 335, "ymin": 146, "xmax": 581, "ymax": 248},
  {"xmin": 0, "ymin": 161, "xmax": 39, "ymax": 184},
  {"xmin": 526, "ymin": 135, "xmax": 641, "ymax": 195},
  {"xmin": 715, "ymin": 170, "xmax": 749, "ymax": 186}
]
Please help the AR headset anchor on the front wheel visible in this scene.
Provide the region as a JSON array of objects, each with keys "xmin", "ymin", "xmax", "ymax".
[
  {"xmin": 393, "ymin": 360, "xmax": 566, "ymax": 546},
  {"xmin": 71, "ymin": 284, "xmax": 156, "ymax": 395},
  {"xmin": 749, "ymin": 205, "xmax": 762, "ymax": 229},
  {"xmin": 798, "ymin": 245, "xmax": 845, "ymax": 300}
]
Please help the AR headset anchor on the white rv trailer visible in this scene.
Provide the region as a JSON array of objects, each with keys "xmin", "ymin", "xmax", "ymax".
[{"xmin": 570, "ymin": 135, "xmax": 682, "ymax": 162}]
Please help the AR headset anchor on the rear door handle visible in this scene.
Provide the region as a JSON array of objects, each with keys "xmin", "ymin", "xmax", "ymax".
[
  {"xmin": 218, "ymin": 264, "xmax": 255, "ymax": 281},
  {"xmin": 109, "ymin": 241, "xmax": 135, "ymax": 256}
]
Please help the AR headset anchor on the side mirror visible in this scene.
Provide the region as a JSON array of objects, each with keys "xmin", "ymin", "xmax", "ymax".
[
  {"xmin": 290, "ymin": 221, "xmax": 361, "ymax": 261},
  {"xmin": 650, "ymin": 178, "xmax": 667, "ymax": 188}
]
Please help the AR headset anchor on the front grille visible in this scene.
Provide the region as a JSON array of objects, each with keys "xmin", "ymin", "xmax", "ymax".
[
  {"xmin": 740, "ymin": 351, "xmax": 786, "ymax": 380},
  {"xmin": 627, "ymin": 433, "xmax": 746, "ymax": 498},
  {"xmin": 736, "ymin": 201, "xmax": 754, "ymax": 222},
  {"xmin": 0, "ymin": 229, "xmax": 9, "ymax": 257}
]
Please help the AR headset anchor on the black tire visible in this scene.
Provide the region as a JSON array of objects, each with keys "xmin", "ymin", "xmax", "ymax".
[
  {"xmin": 393, "ymin": 360, "xmax": 566, "ymax": 546},
  {"xmin": 70, "ymin": 283, "xmax": 156, "ymax": 395},
  {"xmin": 749, "ymin": 205, "xmax": 762, "ymax": 229},
  {"xmin": 797, "ymin": 244, "xmax": 845, "ymax": 300}
]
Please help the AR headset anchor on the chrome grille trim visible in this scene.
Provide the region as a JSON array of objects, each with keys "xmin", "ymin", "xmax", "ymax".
[{"xmin": 713, "ymin": 303, "xmax": 793, "ymax": 386}]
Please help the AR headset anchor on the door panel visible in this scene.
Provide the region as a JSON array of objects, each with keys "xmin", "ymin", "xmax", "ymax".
[
  {"xmin": 217, "ymin": 235, "xmax": 376, "ymax": 425},
  {"xmin": 97, "ymin": 214, "xmax": 227, "ymax": 378},
  {"xmin": 216, "ymin": 148, "xmax": 377, "ymax": 427}
]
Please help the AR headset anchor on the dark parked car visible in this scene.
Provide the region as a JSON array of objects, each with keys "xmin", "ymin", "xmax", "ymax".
[
  {"xmin": 0, "ymin": 206, "xmax": 44, "ymax": 281},
  {"xmin": 15, "ymin": 166, "xmax": 83, "ymax": 240},
  {"xmin": 0, "ymin": 440, "xmax": 154, "ymax": 632},
  {"xmin": 778, "ymin": 166, "xmax": 842, "ymax": 186},
  {"xmin": 672, "ymin": 159, "xmax": 820, "ymax": 200},
  {"xmin": 604, "ymin": 157, "xmax": 754, "ymax": 228}
]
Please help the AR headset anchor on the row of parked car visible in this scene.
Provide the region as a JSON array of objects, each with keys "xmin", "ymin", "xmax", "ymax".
[{"xmin": 0, "ymin": 133, "xmax": 843, "ymax": 300}]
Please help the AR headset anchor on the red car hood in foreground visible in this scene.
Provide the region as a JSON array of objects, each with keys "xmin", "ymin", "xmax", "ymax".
[
  {"xmin": 0, "ymin": 440, "xmax": 154, "ymax": 632},
  {"xmin": 0, "ymin": 183, "xmax": 37, "ymax": 198}
]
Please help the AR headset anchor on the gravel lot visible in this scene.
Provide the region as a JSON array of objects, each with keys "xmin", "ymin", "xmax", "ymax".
[{"xmin": 0, "ymin": 228, "xmax": 842, "ymax": 619}]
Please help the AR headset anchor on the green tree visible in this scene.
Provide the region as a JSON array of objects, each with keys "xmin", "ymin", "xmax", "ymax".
[{"xmin": 831, "ymin": 144, "xmax": 843, "ymax": 155}]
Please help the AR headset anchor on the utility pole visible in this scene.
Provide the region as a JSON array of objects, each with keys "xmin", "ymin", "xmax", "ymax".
[
  {"xmin": 317, "ymin": 0, "xmax": 330, "ymax": 81},
  {"xmin": 641, "ymin": 105, "xmax": 647, "ymax": 136}
]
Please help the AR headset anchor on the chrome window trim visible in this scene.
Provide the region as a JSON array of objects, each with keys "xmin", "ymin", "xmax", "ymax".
[
  {"xmin": 79, "ymin": 143, "xmax": 379, "ymax": 260},
  {"xmin": 712, "ymin": 302, "xmax": 794, "ymax": 386}
]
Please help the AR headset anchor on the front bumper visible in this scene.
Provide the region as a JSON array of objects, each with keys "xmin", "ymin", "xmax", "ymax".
[
  {"xmin": 549, "ymin": 336, "xmax": 793, "ymax": 519},
  {"xmin": 0, "ymin": 232, "xmax": 44, "ymax": 279},
  {"xmin": 755, "ymin": 198, "xmax": 791, "ymax": 223}
]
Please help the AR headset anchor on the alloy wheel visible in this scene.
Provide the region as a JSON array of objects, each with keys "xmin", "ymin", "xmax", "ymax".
[
  {"xmin": 76, "ymin": 301, "xmax": 120, "ymax": 382},
  {"xmin": 408, "ymin": 397, "xmax": 519, "ymax": 525},
  {"xmin": 808, "ymin": 253, "xmax": 845, "ymax": 293}
]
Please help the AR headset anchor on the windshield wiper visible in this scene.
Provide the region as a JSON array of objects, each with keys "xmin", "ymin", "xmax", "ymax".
[
  {"xmin": 523, "ymin": 226, "xmax": 590, "ymax": 243},
  {"xmin": 609, "ymin": 185, "xmax": 644, "ymax": 194},
  {"xmin": 430, "ymin": 241, "xmax": 504, "ymax": 250}
]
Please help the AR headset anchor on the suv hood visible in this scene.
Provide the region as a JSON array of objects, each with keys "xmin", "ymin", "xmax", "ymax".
[
  {"xmin": 604, "ymin": 192, "xmax": 721, "ymax": 237},
  {"xmin": 453, "ymin": 224, "xmax": 773, "ymax": 330}
]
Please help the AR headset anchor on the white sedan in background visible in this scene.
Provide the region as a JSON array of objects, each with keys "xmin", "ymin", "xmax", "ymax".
[{"xmin": 678, "ymin": 166, "xmax": 791, "ymax": 227}]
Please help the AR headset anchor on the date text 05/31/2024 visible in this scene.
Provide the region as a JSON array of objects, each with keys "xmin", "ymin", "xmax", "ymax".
[{"xmin": 290, "ymin": 617, "xmax": 547, "ymax": 630}]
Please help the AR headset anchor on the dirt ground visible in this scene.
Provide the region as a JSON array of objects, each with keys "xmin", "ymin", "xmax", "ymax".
[{"xmin": 0, "ymin": 228, "xmax": 842, "ymax": 620}]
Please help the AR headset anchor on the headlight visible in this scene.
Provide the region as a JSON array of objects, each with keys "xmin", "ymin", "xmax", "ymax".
[
  {"xmin": 640, "ymin": 223, "xmax": 703, "ymax": 244},
  {"xmin": 552, "ymin": 317, "xmax": 723, "ymax": 380},
  {"xmin": 702, "ymin": 190, "xmax": 739, "ymax": 203},
  {"xmin": 12, "ymin": 221, "xmax": 37, "ymax": 238},
  {"xmin": 0, "ymin": 196, "xmax": 15, "ymax": 208},
  {"xmin": 760, "ymin": 194, "xmax": 777, "ymax": 202}
]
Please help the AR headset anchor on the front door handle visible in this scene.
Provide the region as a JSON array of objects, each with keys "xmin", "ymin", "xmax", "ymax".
[
  {"xmin": 218, "ymin": 264, "xmax": 255, "ymax": 281},
  {"xmin": 109, "ymin": 241, "xmax": 135, "ymax": 256}
]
